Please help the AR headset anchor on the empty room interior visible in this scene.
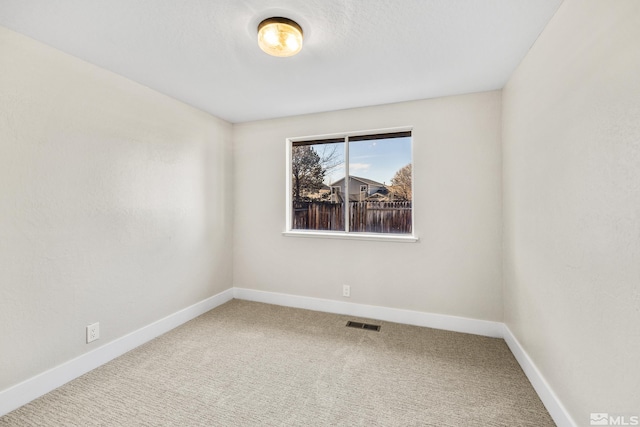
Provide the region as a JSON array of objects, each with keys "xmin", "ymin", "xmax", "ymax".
[{"xmin": 1, "ymin": 1, "xmax": 639, "ymax": 426}]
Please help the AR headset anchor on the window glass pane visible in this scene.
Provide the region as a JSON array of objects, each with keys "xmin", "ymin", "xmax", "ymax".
[
  {"xmin": 348, "ymin": 136, "xmax": 412, "ymax": 234},
  {"xmin": 291, "ymin": 140, "xmax": 345, "ymax": 231}
]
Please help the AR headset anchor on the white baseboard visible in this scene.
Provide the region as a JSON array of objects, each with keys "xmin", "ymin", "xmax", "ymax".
[
  {"xmin": 234, "ymin": 288, "xmax": 574, "ymax": 427},
  {"xmin": 502, "ymin": 324, "xmax": 576, "ymax": 427},
  {"xmin": 1, "ymin": 287, "xmax": 573, "ymax": 427},
  {"xmin": 0, "ymin": 288, "xmax": 234, "ymax": 417},
  {"xmin": 233, "ymin": 287, "xmax": 503, "ymax": 338}
]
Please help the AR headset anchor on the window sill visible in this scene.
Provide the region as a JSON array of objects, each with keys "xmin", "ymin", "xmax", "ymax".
[{"xmin": 282, "ymin": 231, "xmax": 419, "ymax": 243}]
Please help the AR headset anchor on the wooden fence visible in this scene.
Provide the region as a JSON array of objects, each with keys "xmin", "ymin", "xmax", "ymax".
[{"xmin": 292, "ymin": 201, "xmax": 412, "ymax": 234}]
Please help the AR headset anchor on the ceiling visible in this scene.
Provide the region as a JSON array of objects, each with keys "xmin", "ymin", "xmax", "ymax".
[{"xmin": 0, "ymin": 0, "xmax": 563, "ymax": 123}]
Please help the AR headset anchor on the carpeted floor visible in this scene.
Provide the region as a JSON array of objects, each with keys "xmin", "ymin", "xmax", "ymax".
[{"xmin": 0, "ymin": 300, "xmax": 555, "ymax": 426}]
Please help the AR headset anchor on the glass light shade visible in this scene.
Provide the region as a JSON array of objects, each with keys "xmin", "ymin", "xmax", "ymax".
[{"xmin": 258, "ymin": 17, "xmax": 303, "ymax": 57}]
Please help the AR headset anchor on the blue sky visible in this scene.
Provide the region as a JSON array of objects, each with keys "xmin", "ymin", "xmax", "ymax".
[{"xmin": 318, "ymin": 137, "xmax": 412, "ymax": 185}]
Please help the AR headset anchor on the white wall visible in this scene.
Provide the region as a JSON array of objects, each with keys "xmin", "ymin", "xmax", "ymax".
[
  {"xmin": 502, "ymin": 1, "xmax": 640, "ymax": 424},
  {"xmin": 10, "ymin": 1, "xmax": 639, "ymax": 420},
  {"xmin": 233, "ymin": 92, "xmax": 502, "ymax": 322},
  {"xmin": 0, "ymin": 27, "xmax": 233, "ymax": 391}
]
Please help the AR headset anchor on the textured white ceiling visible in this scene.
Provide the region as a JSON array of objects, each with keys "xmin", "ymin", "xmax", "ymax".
[{"xmin": 0, "ymin": 0, "xmax": 563, "ymax": 123}]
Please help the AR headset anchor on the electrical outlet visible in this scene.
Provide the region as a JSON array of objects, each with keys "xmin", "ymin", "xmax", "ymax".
[
  {"xmin": 343, "ymin": 285, "xmax": 351, "ymax": 298},
  {"xmin": 86, "ymin": 322, "xmax": 99, "ymax": 343}
]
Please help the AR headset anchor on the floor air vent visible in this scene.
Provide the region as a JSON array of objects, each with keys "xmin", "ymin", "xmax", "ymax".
[{"xmin": 346, "ymin": 321, "xmax": 381, "ymax": 331}]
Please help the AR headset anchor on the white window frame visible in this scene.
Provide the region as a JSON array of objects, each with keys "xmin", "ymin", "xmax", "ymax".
[{"xmin": 284, "ymin": 126, "xmax": 418, "ymax": 243}]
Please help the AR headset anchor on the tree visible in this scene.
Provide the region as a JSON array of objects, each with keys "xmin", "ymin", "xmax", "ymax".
[
  {"xmin": 390, "ymin": 163, "xmax": 412, "ymax": 201},
  {"xmin": 292, "ymin": 146, "xmax": 325, "ymax": 201},
  {"xmin": 316, "ymin": 144, "xmax": 343, "ymax": 176}
]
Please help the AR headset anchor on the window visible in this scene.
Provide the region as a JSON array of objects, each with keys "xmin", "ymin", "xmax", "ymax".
[{"xmin": 287, "ymin": 128, "xmax": 414, "ymax": 239}]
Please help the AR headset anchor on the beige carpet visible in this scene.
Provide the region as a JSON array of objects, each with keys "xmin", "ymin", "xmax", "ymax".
[{"xmin": 0, "ymin": 300, "xmax": 555, "ymax": 426}]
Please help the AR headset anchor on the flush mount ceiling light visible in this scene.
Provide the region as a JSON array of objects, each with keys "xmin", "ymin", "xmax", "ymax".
[{"xmin": 257, "ymin": 17, "xmax": 303, "ymax": 57}]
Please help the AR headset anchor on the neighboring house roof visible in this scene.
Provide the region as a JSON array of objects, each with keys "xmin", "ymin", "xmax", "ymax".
[
  {"xmin": 330, "ymin": 175, "xmax": 386, "ymax": 188},
  {"xmin": 332, "ymin": 192, "xmax": 393, "ymax": 203},
  {"xmin": 365, "ymin": 192, "xmax": 389, "ymax": 201}
]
